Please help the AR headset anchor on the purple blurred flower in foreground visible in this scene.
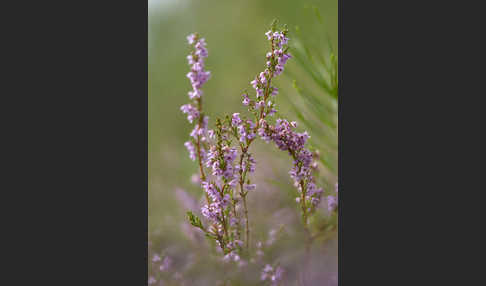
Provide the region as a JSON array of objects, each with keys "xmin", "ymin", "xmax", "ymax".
[
  {"xmin": 261, "ymin": 264, "xmax": 284, "ymax": 285},
  {"xmin": 152, "ymin": 254, "xmax": 161, "ymax": 262},
  {"xmin": 160, "ymin": 256, "xmax": 172, "ymax": 272}
]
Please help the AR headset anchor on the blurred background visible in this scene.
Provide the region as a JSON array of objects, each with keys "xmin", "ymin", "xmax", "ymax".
[{"xmin": 149, "ymin": 0, "xmax": 337, "ymax": 285}]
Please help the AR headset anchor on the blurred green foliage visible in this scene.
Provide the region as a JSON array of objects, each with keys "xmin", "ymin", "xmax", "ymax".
[{"xmin": 283, "ymin": 20, "xmax": 338, "ymax": 194}]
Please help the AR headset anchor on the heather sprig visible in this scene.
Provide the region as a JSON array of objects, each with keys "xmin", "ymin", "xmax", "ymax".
[
  {"xmin": 181, "ymin": 25, "xmax": 295, "ymax": 256},
  {"xmin": 238, "ymin": 23, "xmax": 325, "ymax": 241},
  {"xmin": 258, "ymin": 119, "xmax": 324, "ymax": 229},
  {"xmin": 180, "ymin": 23, "xmax": 335, "ymax": 284},
  {"xmin": 230, "ymin": 23, "xmax": 293, "ymax": 250},
  {"xmin": 181, "ymin": 33, "xmax": 211, "ymax": 186}
]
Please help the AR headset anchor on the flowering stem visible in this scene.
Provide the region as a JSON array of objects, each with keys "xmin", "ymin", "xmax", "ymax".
[
  {"xmin": 300, "ymin": 181, "xmax": 308, "ymax": 227},
  {"xmin": 195, "ymin": 98, "xmax": 206, "ymax": 181},
  {"xmin": 195, "ymin": 97, "xmax": 211, "ymax": 205},
  {"xmin": 230, "ymin": 189, "xmax": 241, "ymax": 242},
  {"xmin": 237, "ymin": 59, "xmax": 275, "ymax": 250},
  {"xmin": 242, "ymin": 192, "xmax": 250, "ymax": 250},
  {"xmin": 289, "ymin": 149, "xmax": 312, "ymax": 255},
  {"xmin": 237, "ymin": 147, "xmax": 250, "ymax": 250},
  {"xmin": 237, "ymin": 68, "xmax": 272, "ymax": 249}
]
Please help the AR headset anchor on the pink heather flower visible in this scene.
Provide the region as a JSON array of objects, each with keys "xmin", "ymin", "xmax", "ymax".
[
  {"xmin": 148, "ymin": 276, "xmax": 156, "ymax": 284},
  {"xmin": 189, "ymin": 116, "xmax": 209, "ymax": 140},
  {"xmin": 186, "ymin": 54, "xmax": 196, "ymax": 65},
  {"xmin": 180, "ymin": 104, "xmax": 199, "ymax": 123},
  {"xmin": 259, "ymin": 72, "xmax": 267, "ymax": 83},
  {"xmin": 237, "ymin": 124, "xmax": 247, "ymax": 143},
  {"xmin": 242, "ymin": 93, "xmax": 250, "ymax": 105},
  {"xmin": 265, "ymin": 30, "xmax": 272, "ymax": 40},
  {"xmin": 187, "ymin": 33, "xmax": 197, "ymax": 44},
  {"xmin": 274, "ymin": 65, "xmax": 284, "ymax": 75},
  {"xmin": 256, "ymin": 88, "xmax": 264, "ymax": 98},
  {"xmin": 188, "ymin": 89, "xmax": 202, "ymax": 99},
  {"xmin": 231, "ymin": 113, "xmax": 242, "ymax": 127},
  {"xmin": 202, "ymin": 181, "xmax": 221, "ymax": 202},
  {"xmin": 201, "ymin": 204, "xmax": 217, "ymax": 221},
  {"xmin": 250, "ymin": 79, "xmax": 258, "ymax": 89},
  {"xmin": 195, "ymin": 41, "xmax": 208, "ymax": 58},
  {"xmin": 255, "ymin": 100, "xmax": 264, "ymax": 109}
]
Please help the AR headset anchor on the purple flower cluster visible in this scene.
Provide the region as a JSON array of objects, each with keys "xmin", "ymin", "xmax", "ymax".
[
  {"xmin": 264, "ymin": 30, "xmax": 291, "ymax": 76},
  {"xmin": 244, "ymin": 29, "xmax": 290, "ymax": 118},
  {"xmin": 186, "ymin": 34, "xmax": 210, "ymax": 99},
  {"xmin": 201, "ymin": 182, "xmax": 231, "ymax": 223},
  {"xmin": 183, "ymin": 115, "xmax": 209, "ymax": 162},
  {"xmin": 258, "ymin": 118, "xmax": 323, "ymax": 210},
  {"xmin": 192, "ymin": 118, "xmax": 247, "ymax": 257},
  {"xmin": 205, "ymin": 145, "xmax": 238, "ymax": 182},
  {"xmin": 180, "ymin": 104, "xmax": 199, "ymax": 123},
  {"xmin": 181, "ymin": 33, "xmax": 212, "ymax": 164}
]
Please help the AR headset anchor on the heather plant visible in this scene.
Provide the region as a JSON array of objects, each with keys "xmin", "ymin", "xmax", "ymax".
[{"xmin": 174, "ymin": 20, "xmax": 338, "ymax": 285}]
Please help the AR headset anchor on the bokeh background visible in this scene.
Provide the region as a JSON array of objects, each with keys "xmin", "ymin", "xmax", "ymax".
[{"xmin": 149, "ymin": 0, "xmax": 337, "ymax": 284}]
